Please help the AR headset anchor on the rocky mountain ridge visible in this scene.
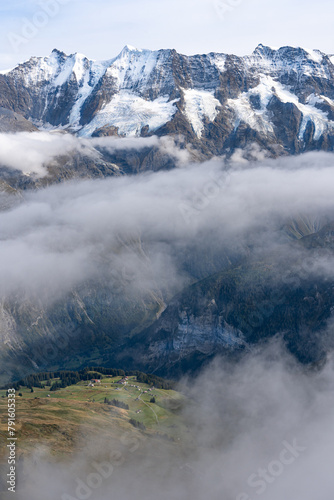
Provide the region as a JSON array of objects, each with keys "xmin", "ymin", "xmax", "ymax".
[
  {"xmin": 1, "ymin": 44, "xmax": 334, "ymax": 383},
  {"xmin": 1, "ymin": 44, "xmax": 334, "ymax": 156}
]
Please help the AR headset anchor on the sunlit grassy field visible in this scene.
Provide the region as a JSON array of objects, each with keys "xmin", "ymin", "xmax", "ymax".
[{"xmin": 0, "ymin": 373, "xmax": 189, "ymax": 463}]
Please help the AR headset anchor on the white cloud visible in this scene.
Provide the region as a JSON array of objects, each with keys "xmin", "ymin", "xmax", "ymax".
[
  {"xmin": 1, "ymin": 149, "xmax": 334, "ymax": 300},
  {"xmin": 0, "ymin": 132, "xmax": 190, "ymax": 176},
  {"xmin": 0, "ymin": 131, "xmax": 81, "ymax": 176},
  {"xmin": 12, "ymin": 348, "xmax": 334, "ymax": 500}
]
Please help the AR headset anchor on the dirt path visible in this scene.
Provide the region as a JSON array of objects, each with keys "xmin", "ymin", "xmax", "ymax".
[{"xmin": 138, "ymin": 392, "xmax": 159, "ymax": 424}]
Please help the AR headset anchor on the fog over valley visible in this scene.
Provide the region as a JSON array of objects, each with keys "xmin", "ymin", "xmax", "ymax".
[
  {"xmin": 5, "ymin": 350, "xmax": 334, "ymax": 500},
  {"xmin": 1, "ymin": 23, "xmax": 334, "ymax": 497}
]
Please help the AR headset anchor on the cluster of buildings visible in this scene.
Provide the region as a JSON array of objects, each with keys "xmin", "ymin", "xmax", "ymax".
[
  {"xmin": 117, "ymin": 377, "xmax": 129, "ymax": 385},
  {"xmin": 88, "ymin": 379, "xmax": 101, "ymax": 387}
]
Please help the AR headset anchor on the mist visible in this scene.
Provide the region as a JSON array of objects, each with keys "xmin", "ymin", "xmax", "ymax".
[
  {"xmin": 1, "ymin": 138, "xmax": 334, "ymax": 498},
  {"xmin": 0, "ymin": 132, "xmax": 189, "ymax": 176},
  {"xmin": 1, "ymin": 148, "xmax": 334, "ymax": 301},
  {"xmin": 6, "ymin": 346, "xmax": 334, "ymax": 500}
]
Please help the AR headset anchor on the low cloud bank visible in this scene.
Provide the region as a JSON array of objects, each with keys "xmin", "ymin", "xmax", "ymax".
[
  {"xmin": 8, "ymin": 347, "xmax": 334, "ymax": 500},
  {"xmin": 0, "ymin": 132, "xmax": 190, "ymax": 176},
  {"xmin": 0, "ymin": 150, "xmax": 334, "ymax": 301},
  {"xmin": 1, "ymin": 143, "xmax": 334, "ymax": 498}
]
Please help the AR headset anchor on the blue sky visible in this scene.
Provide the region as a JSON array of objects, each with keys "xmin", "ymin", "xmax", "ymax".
[{"xmin": 0, "ymin": 0, "xmax": 333, "ymax": 69}]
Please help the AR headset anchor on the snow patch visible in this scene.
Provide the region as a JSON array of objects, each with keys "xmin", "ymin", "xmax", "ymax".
[
  {"xmin": 68, "ymin": 59, "xmax": 110, "ymax": 128},
  {"xmin": 20, "ymin": 54, "xmax": 60, "ymax": 85},
  {"xmin": 78, "ymin": 91, "xmax": 178, "ymax": 137},
  {"xmin": 52, "ymin": 56, "xmax": 75, "ymax": 87},
  {"xmin": 270, "ymin": 78, "xmax": 332, "ymax": 139},
  {"xmin": 306, "ymin": 93, "xmax": 334, "ymax": 109},
  {"xmin": 305, "ymin": 48, "xmax": 324, "ymax": 63},
  {"xmin": 227, "ymin": 75, "xmax": 334, "ymax": 140},
  {"xmin": 72, "ymin": 53, "xmax": 88, "ymax": 83},
  {"xmin": 107, "ymin": 47, "xmax": 160, "ymax": 91},
  {"xmin": 227, "ymin": 76, "xmax": 275, "ymax": 133},
  {"xmin": 123, "ymin": 44, "xmax": 141, "ymax": 52},
  {"xmin": 247, "ymin": 46, "xmax": 330, "ymax": 79},
  {"xmin": 210, "ymin": 54, "xmax": 226, "ymax": 73},
  {"xmin": 182, "ymin": 88, "xmax": 221, "ymax": 137}
]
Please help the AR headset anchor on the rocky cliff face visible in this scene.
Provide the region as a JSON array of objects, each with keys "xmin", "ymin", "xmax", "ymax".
[
  {"xmin": 3, "ymin": 226, "xmax": 334, "ymax": 382},
  {"xmin": 116, "ymin": 240, "xmax": 334, "ymax": 377},
  {"xmin": 1, "ymin": 44, "xmax": 334, "ymax": 157},
  {"xmin": 0, "ymin": 107, "xmax": 37, "ymax": 133},
  {"xmin": 2, "ymin": 45, "xmax": 334, "ymax": 383},
  {"xmin": 0, "ymin": 275, "xmax": 166, "ymax": 385}
]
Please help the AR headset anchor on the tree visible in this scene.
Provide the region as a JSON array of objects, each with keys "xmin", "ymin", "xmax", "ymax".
[
  {"xmin": 129, "ymin": 419, "xmax": 146, "ymax": 431},
  {"xmin": 150, "ymin": 397, "xmax": 156, "ymax": 404}
]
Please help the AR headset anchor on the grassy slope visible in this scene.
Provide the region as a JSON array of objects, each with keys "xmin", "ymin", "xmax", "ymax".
[{"xmin": 0, "ymin": 374, "xmax": 190, "ymax": 464}]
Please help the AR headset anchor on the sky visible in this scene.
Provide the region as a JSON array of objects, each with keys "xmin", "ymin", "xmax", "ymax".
[{"xmin": 0, "ymin": 0, "xmax": 333, "ymax": 69}]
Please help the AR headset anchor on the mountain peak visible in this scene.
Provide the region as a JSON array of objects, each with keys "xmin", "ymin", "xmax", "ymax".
[
  {"xmin": 252, "ymin": 44, "xmax": 325, "ymax": 63},
  {"xmin": 51, "ymin": 48, "xmax": 66, "ymax": 57},
  {"xmin": 118, "ymin": 44, "xmax": 144, "ymax": 56},
  {"xmin": 252, "ymin": 44, "xmax": 277, "ymax": 56},
  {"xmin": 124, "ymin": 44, "xmax": 140, "ymax": 52},
  {"xmin": 1, "ymin": 43, "xmax": 333, "ymax": 150}
]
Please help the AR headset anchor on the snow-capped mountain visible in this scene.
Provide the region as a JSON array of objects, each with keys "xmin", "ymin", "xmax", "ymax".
[
  {"xmin": 2, "ymin": 45, "xmax": 334, "ymax": 382},
  {"xmin": 1, "ymin": 44, "xmax": 334, "ymax": 155}
]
